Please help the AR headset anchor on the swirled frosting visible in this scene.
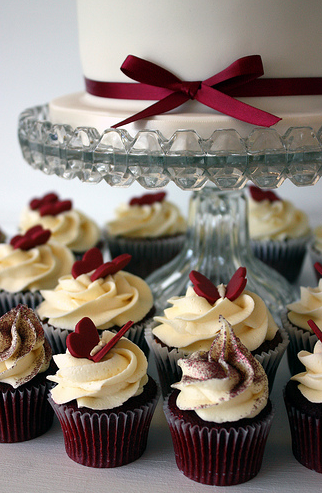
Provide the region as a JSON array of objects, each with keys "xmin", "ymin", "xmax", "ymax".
[
  {"xmin": 248, "ymin": 197, "xmax": 310, "ymax": 241},
  {"xmin": 48, "ymin": 331, "xmax": 148, "ymax": 409},
  {"xmin": 291, "ymin": 340, "xmax": 322, "ymax": 403},
  {"xmin": 19, "ymin": 207, "xmax": 101, "ymax": 253},
  {"xmin": 0, "ymin": 305, "xmax": 51, "ymax": 388},
  {"xmin": 313, "ymin": 225, "xmax": 322, "ymax": 253},
  {"xmin": 153, "ymin": 284, "xmax": 278, "ymax": 352},
  {"xmin": 286, "ymin": 280, "xmax": 322, "ymax": 331},
  {"xmin": 106, "ymin": 200, "xmax": 186, "ymax": 238},
  {"xmin": 172, "ymin": 316, "xmax": 268, "ymax": 423},
  {"xmin": 0, "ymin": 242, "xmax": 74, "ymax": 293},
  {"xmin": 37, "ymin": 270, "xmax": 153, "ymax": 330}
]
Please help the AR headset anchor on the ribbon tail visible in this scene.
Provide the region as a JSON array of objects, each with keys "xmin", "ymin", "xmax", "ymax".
[
  {"xmin": 112, "ymin": 92, "xmax": 189, "ymax": 129},
  {"xmin": 197, "ymin": 85, "xmax": 281, "ymax": 127}
]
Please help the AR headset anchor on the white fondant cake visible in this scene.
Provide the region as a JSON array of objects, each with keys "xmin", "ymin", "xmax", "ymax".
[{"xmin": 49, "ymin": 0, "xmax": 322, "ymax": 138}]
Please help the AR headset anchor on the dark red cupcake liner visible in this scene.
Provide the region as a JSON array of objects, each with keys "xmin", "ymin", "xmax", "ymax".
[
  {"xmin": 250, "ymin": 236, "xmax": 309, "ymax": 283},
  {"xmin": 284, "ymin": 385, "xmax": 322, "ymax": 473},
  {"xmin": 49, "ymin": 381, "xmax": 160, "ymax": 467},
  {"xmin": 0, "ymin": 381, "xmax": 54, "ymax": 442},
  {"xmin": 164, "ymin": 395, "xmax": 274, "ymax": 486},
  {"xmin": 106, "ymin": 233, "xmax": 185, "ymax": 278}
]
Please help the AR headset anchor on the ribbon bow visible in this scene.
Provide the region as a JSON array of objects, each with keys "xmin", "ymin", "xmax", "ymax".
[{"xmin": 106, "ymin": 55, "xmax": 281, "ymax": 128}]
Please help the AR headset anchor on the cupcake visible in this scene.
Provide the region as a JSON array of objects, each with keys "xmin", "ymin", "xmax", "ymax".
[
  {"xmin": 105, "ymin": 191, "xmax": 187, "ymax": 278},
  {"xmin": 283, "ymin": 319, "xmax": 322, "ymax": 473},
  {"xmin": 48, "ymin": 316, "xmax": 160, "ymax": 467},
  {"xmin": 37, "ymin": 248, "xmax": 154, "ymax": 354},
  {"xmin": 146, "ymin": 267, "xmax": 288, "ymax": 395},
  {"xmin": 164, "ymin": 316, "xmax": 274, "ymax": 486},
  {"xmin": 19, "ymin": 192, "xmax": 102, "ymax": 258},
  {"xmin": 281, "ymin": 262, "xmax": 322, "ymax": 375},
  {"xmin": 0, "ymin": 304, "xmax": 54, "ymax": 442},
  {"xmin": 0, "ymin": 225, "xmax": 74, "ymax": 314},
  {"xmin": 308, "ymin": 225, "xmax": 322, "ymax": 282},
  {"xmin": 248, "ymin": 185, "xmax": 311, "ymax": 283}
]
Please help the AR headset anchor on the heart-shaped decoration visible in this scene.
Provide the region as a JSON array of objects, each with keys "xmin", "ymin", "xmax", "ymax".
[
  {"xmin": 225, "ymin": 267, "xmax": 247, "ymax": 301},
  {"xmin": 72, "ymin": 247, "xmax": 104, "ymax": 279},
  {"xmin": 314, "ymin": 262, "xmax": 322, "ymax": 278},
  {"xmin": 189, "ymin": 270, "xmax": 220, "ymax": 305},
  {"xmin": 129, "ymin": 191, "xmax": 166, "ymax": 206},
  {"xmin": 29, "ymin": 192, "xmax": 58, "ymax": 210},
  {"xmin": 67, "ymin": 317, "xmax": 100, "ymax": 359},
  {"xmin": 90, "ymin": 253, "xmax": 132, "ymax": 282},
  {"xmin": 11, "ymin": 225, "xmax": 51, "ymax": 250},
  {"xmin": 39, "ymin": 199, "xmax": 72, "ymax": 217},
  {"xmin": 67, "ymin": 317, "xmax": 134, "ymax": 362},
  {"xmin": 307, "ymin": 319, "xmax": 322, "ymax": 343},
  {"xmin": 249, "ymin": 185, "xmax": 280, "ymax": 203}
]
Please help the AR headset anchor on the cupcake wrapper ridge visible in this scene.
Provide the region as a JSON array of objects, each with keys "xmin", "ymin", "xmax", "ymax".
[
  {"xmin": 164, "ymin": 396, "xmax": 274, "ymax": 486},
  {"xmin": 48, "ymin": 385, "xmax": 160, "ymax": 468},
  {"xmin": 0, "ymin": 382, "xmax": 54, "ymax": 443},
  {"xmin": 0, "ymin": 290, "xmax": 43, "ymax": 315}
]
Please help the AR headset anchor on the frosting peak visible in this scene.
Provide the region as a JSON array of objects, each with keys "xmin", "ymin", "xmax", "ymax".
[
  {"xmin": 287, "ymin": 279, "xmax": 322, "ymax": 331},
  {"xmin": 291, "ymin": 340, "xmax": 322, "ymax": 403},
  {"xmin": 172, "ymin": 316, "xmax": 268, "ymax": 422},
  {"xmin": 0, "ymin": 305, "xmax": 51, "ymax": 388}
]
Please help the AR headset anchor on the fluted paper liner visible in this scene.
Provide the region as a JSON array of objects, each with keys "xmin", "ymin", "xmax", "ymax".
[
  {"xmin": 250, "ymin": 234, "xmax": 310, "ymax": 283},
  {"xmin": 145, "ymin": 323, "xmax": 289, "ymax": 397},
  {"xmin": 164, "ymin": 395, "xmax": 274, "ymax": 486},
  {"xmin": 0, "ymin": 382, "xmax": 54, "ymax": 442},
  {"xmin": 0, "ymin": 290, "xmax": 43, "ymax": 315},
  {"xmin": 284, "ymin": 387, "xmax": 322, "ymax": 473},
  {"xmin": 281, "ymin": 309, "xmax": 318, "ymax": 375},
  {"xmin": 48, "ymin": 384, "xmax": 160, "ymax": 468},
  {"xmin": 106, "ymin": 233, "xmax": 185, "ymax": 278}
]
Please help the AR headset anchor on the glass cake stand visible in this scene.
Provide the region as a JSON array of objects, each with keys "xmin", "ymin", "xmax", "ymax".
[{"xmin": 18, "ymin": 104, "xmax": 322, "ymax": 318}]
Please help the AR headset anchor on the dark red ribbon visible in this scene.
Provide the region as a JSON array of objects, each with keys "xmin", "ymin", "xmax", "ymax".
[{"xmin": 85, "ymin": 54, "xmax": 322, "ymax": 129}]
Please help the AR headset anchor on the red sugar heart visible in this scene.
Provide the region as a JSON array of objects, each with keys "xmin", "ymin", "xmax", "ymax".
[
  {"xmin": 189, "ymin": 270, "xmax": 220, "ymax": 305},
  {"xmin": 225, "ymin": 267, "xmax": 247, "ymax": 301},
  {"xmin": 249, "ymin": 185, "xmax": 280, "ymax": 203},
  {"xmin": 307, "ymin": 319, "xmax": 322, "ymax": 343},
  {"xmin": 66, "ymin": 317, "xmax": 134, "ymax": 362},
  {"xmin": 67, "ymin": 317, "xmax": 100, "ymax": 359},
  {"xmin": 90, "ymin": 253, "xmax": 132, "ymax": 282},
  {"xmin": 10, "ymin": 225, "xmax": 51, "ymax": 250},
  {"xmin": 29, "ymin": 192, "xmax": 59, "ymax": 210},
  {"xmin": 129, "ymin": 191, "xmax": 166, "ymax": 206},
  {"xmin": 39, "ymin": 199, "xmax": 72, "ymax": 217},
  {"xmin": 72, "ymin": 247, "xmax": 104, "ymax": 279},
  {"xmin": 314, "ymin": 262, "xmax": 322, "ymax": 278}
]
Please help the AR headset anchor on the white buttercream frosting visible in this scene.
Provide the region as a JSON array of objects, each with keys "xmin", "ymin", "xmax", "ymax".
[
  {"xmin": 107, "ymin": 200, "xmax": 186, "ymax": 238},
  {"xmin": 172, "ymin": 317, "xmax": 268, "ymax": 423},
  {"xmin": 291, "ymin": 340, "xmax": 322, "ymax": 403},
  {"xmin": 0, "ymin": 305, "xmax": 51, "ymax": 388},
  {"xmin": 313, "ymin": 225, "xmax": 322, "ymax": 253},
  {"xmin": 287, "ymin": 279, "xmax": 322, "ymax": 331},
  {"xmin": 248, "ymin": 197, "xmax": 310, "ymax": 241},
  {"xmin": 19, "ymin": 207, "xmax": 101, "ymax": 253},
  {"xmin": 37, "ymin": 270, "xmax": 153, "ymax": 330},
  {"xmin": 0, "ymin": 242, "xmax": 74, "ymax": 293},
  {"xmin": 48, "ymin": 331, "xmax": 148, "ymax": 409},
  {"xmin": 153, "ymin": 285, "xmax": 278, "ymax": 352}
]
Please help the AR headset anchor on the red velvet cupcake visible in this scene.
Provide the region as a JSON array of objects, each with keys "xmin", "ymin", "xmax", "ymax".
[
  {"xmin": 163, "ymin": 316, "xmax": 274, "ymax": 486},
  {"xmin": 284, "ymin": 320, "xmax": 322, "ymax": 473},
  {"xmin": 48, "ymin": 317, "xmax": 159, "ymax": 467},
  {"xmin": 0, "ymin": 305, "xmax": 54, "ymax": 442},
  {"xmin": 105, "ymin": 191, "xmax": 187, "ymax": 278}
]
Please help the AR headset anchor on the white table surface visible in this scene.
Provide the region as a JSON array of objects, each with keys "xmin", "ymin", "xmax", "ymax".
[{"xmin": 0, "ymin": 257, "xmax": 321, "ymax": 493}]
